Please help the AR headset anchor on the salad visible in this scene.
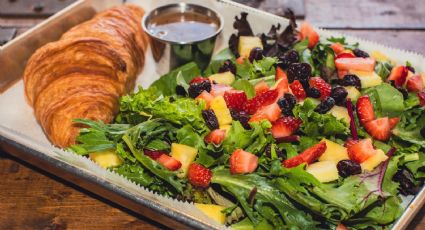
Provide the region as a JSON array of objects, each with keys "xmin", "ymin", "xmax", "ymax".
[{"xmin": 69, "ymin": 12, "xmax": 425, "ymax": 229}]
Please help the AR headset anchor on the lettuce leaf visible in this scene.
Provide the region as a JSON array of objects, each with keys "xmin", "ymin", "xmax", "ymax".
[
  {"xmin": 392, "ymin": 106, "xmax": 425, "ymax": 148},
  {"xmin": 236, "ymin": 57, "xmax": 278, "ymax": 80},
  {"xmin": 204, "ymin": 48, "xmax": 235, "ymax": 76}
]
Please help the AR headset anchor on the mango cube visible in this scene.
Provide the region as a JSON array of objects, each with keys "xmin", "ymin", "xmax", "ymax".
[
  {"xmin": 210, "ymin": 96, "xmax": 232, "ymax": 126},
  {"xmin": 194, "ymin": 203, "xmax": 226, "ymax": 224},
  {"xmin": 89, "ymin": 150, "xmax": 123, "ymax": 168}
]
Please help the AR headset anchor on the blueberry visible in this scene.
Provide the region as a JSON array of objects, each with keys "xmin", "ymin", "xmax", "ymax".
[
  {"xmin": 353, "ymin": 48, "xmax": 369, "ymax": 58},
  {"xmin": 278, "ymin": 50, "xmax": 299, "ymax": 69},
  {"xmin": 287, "ymin": 63, "xmax": 312, "ymax": 83},
  {"xmin": 315, "ymin": 97, "xmax": 335, "ymax": 114},
  {"xmin": 407, "ymin": 66, "xmax": 415, "ymax": 73},
  {"xmin": 248, "ymin": 47, "xmax": 263, "ymax": 63},
  {"xmin": 188, "ymin": 80, "xmax": 211, "ymax": 98},
  {"xmin": 278, "ymin": 93, "xmax": 297, "ymax": 116},
  {"xmin": 230, "ymin": 109, "xmax": 251, "ymax": 130},
  {"xmin": 337, "ymin": 160, "xmax": 362, "ymax": 178},
  {"xmin": 202, "ymin": 109, "xmax": 219, "ymax": 130},
  {"xmin": 218, "ymin": 59, "xmax": 236, "ymax": 74},
  {"xmin": 307, "ymin": 87, "xmax": 321, "ymax": 98},
  {"xmin": 331, "ymin": 86, "xmax": 348, "ymax": 103},
  {"xmin": 340, "ymin": 74, "xmax": 361, "ymax": 90}
]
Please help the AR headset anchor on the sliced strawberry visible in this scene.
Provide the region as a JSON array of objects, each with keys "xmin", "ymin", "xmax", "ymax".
[
  {"xmin": 157, "ymin": 154, "xmax": 182, "ymax": 171},
  {"xmin": 387, "ymin": 66, "xmax": 408, "ymax": 87},
  {"xmin": 204, "ymin": 129, "xmax": 226, "ymax": 145},
  {"xmin": 254, "ymin": 80, "xmax": 270, "ymax": 95},
  {"xmin": 344, "ymin": 138, "xmax": 359, "ymax": 149},
  {"xmin": 336, "ymin": 52, "xmax": 355, "ymax": 59},
  {"xmin": 347, "ymin": 138, "xmax": 376, "ymax": 163},
  {"xmin": 271, "ymin": 116, "xmax": 302, "ymax": 139},
  {"xmin": 229, "ymin": 149, "xmax": 258, "ymax": 174},
  {"xmin": 300, "ymin": 22, "xmax": 319, "ymax": 49},
  {"xmin": 190, "ymin": 77, "xmax": 208, "ymax": 84},
  {"xmin": 364, "ymin": 117, "xmax": 391, "ymax": 141},
  {"xmin": 418, "ymin": 90, "xmax": 425, "ymax": 106},
  {"xmin": 224, "ymin": 90, "xmax": 248, "ymax": 112},
  {"xmin": 330, "ymin": 43, "xmax": 345, "ymax": 55},
  {"xmin": 196, "ymin": 91, "xmax": 214, "ymax": 108},
  {"xmin": 283, "ymin": 141, "xmax": 327, "ymax": 168},
  {"xmin": 289, "ymin": 80, "xmax": 307, "ymax": 100},
  {"xmin": 335, "ymin": 57, "xmax": 375, "ymax": 72},
  {"xmin": 356, "ymin": 95, "xmax": 375, "ymax": 125},
  {"xmin": 244, "ymin": 89, "xmax": 279, "ymax": 114},
  {"xmin": 309, "ymin": 77, "xmax": 331, "ymax": 100},
  {"xmin": 336, "ymin": 223, "xmax": 349, "ymax": 230},
  {"xmin": 337, "ymin": 69, "xmax": 349, "ymax": 79},
  {"xmin": 272, "ymin": 74, "xmax": 290, "ymax": 97},
  {"xmin": 389, "ymin": 117, "xmax": 400, "ymax": 129},
  {"xmin": 210, "ymin": 84, "xmax": 233, "ymax": 97},
  {"xmin": 275, "ymin": 66, "xmax": 287, "ymax": 81},
  {"xmin": 249, "ymin": 103, "xmax": 281, "ymax": 122},
  {"xmin": 406, "ymin": 74, "xmax": 424, "ymax": 92},
  {"xmin": 188, "ymin": 163, "xmax": 212, "ymax": 188},
  {"xmin": 236, "ymin": 56, "xmax": 245, "ymax": 65},
  {"xmin": 144, "ymin": 149, "xmax": 167, "ymax": 160}
]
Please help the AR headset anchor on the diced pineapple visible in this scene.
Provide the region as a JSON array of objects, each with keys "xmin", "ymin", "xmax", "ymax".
[
  {"xmin": 350, "ymin": 70, "xmax": 383, "ymax": 88},
  {"xmin": 344, "ymin": 86, "xmax": 361, "ymax": 102},
  {"xmin": 370, "ymin": 50, "xmax": 396, "ymax": 65},
  {"xmin": 361, "ymin": 149, "xmax": 388, "ymax": 171},
  {"xmin": 194, "ymin": 203, "xmax": 226, "ymax": 224},
  {"xmin": 219, "ymin": 124, "xmax": 232, "ymax": 135},
  {"xmin": 89, "ymin": 150, "xmax": 123, "ymax": 168},
  {"xmin": 318, "ymin": 139, "xmax": 349, "ymax": 164},
  {"xmin": 171, "ymin": 143, "xmax": 198, "ymax": 177},
  {"xmin": 238, "ymin": 36, "xmax": 263, "ymax": 58},
  {"xmin": 208, "ymin": 71, "xmax": 235, "ymax": 85},
  {"xmin": 328, "ymin": 106, "xmax": 350, "ymax": 124},
  {"xmin": 306, "ymin": 161, "xmax": 339, "ymax": 183},
  {"xmin": 210, "ymin": 96, "xmax": 232, "ymax": 126}
]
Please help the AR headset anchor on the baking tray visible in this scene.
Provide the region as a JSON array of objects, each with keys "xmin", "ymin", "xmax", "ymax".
[{"xmin": 0, "ymin": 0, "xmax": 424, "ymax": 229}]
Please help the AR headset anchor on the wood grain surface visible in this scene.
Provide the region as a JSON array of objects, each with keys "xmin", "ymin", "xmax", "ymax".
[{"xmin": 1, "ymin": 0, "xmax": 425, "ymax": 229}]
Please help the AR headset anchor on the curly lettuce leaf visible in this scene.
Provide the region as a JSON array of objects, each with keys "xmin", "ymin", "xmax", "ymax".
[
  {"xmin": 392, "ymin": 106, "xmax": 425, "ymax": 148},
  {"xmin": 236, "ymin": 57, "xmax": 278, "ymax": 80}
]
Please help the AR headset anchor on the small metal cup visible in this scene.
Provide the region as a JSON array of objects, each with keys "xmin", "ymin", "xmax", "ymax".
[{"xmin": 142, "ymin": 3, "xmax": 223, "ymax": 71}]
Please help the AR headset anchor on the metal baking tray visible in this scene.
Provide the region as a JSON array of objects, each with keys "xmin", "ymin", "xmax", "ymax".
[{"xmin": 0, "ymin": 0, "xmax": 424, "ymax": 229}]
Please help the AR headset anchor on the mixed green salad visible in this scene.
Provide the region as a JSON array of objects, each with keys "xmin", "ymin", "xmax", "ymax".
[{"xmin": 69, "ymin": 12, "xmax": 425, "ymax": 229}]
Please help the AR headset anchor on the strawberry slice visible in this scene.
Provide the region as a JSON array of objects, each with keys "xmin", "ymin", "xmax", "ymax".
[
  {"xmin": 389, "ymin": 117, "xmax": 400, "ymax": 129},
  {"xmin": 335, "ymin": 57, "xmax": 375, "ymax": 72},
  {"xmin": 283, "ymin": 141, "xmax": 327, "ymax": 168},
  {"xmin": 210, "ymin": 84, "xmax": 233, "ymax": 97},
  {"xmin": 300, "ymin": 22, "xmax": 319, "ymax": 49},
  {"xmin": 244, "ymin": 89, "xmax": 279, "ymax": 114},
  {"xmin": 275, "ymin": 66, "xmax": 287, "ymax": 81},
  {"xmin": 347, "ymin": 138, "xmax": 376, "ymax": 163},
  {"xmin": 271, "ymin": 116, "xmax": 302, "ymax": 139},
  {"xmin": 364, "ymin": 117, "xmax": 391, "ymax": 141},
  {"xmin": 289, "ymin": 80, "xmax": 307, "ymax": 100},
  {"xmin": 337, "ymin": 69, "xmax": 349, "ymax": 79},
  {"xmin": 406, "ymin": 74, "xmax": 424, "ymax": 92},
  {"xmin": 309, "ymin": 77, "xmax": 331, "ymax": 100},
  {"xmin": 336, "ymin": 223, "xmax": 349, "ymax": 230},
  {"xmin": 236, "ymin": 56, "xmax": 245, "ymax": 65},
  {"xmin": 254, "ymin": 80, "xmax": 270, "ymax": 95},
  {"xmin": 418, "ymin": 90, "xmax": 425, "ymax": 106},
  {"xmin": 204, "ymin": 129, "xmax": 226, "ymax": 145},
  {"xmin": 330, "ymin": 43, "xmax": 345, "ymax": 55},
  {"xmin": 156, "ymin": 154, "xmax": 182, "ymax": 171},
  {"xmin": 190, "ymin": 77, "xmax": 209, "ymax": 84},
  {"xmin": 224, "ymin": 90, "xmax": 248, "ymax": 112},
  {"xmin": 387, "ymin": 66, "xmax": 408, "ymax": 87},
  {"xmin": 344, "ymin": 138, "xmax": 359, "ymax": 149},
  {"xmin": 249, "ymin": 103, "xmax": 281, "ymax": 122},
  {"xmin": 272, "ymin": 73, "xmax": 290, "ymax": 97},
  {"xmin": 188, "ymin": 163, "xmax": 212, "ymax": 188},
  {"xmin": 229, "ymin": 149, "xmax": 258, "ymax": 174},
  {"xmin": 196, "ymin": 91, "xmax": 214, "ymax": 108},
  {"xmin": 336, "ymin": 52, "xmax": 355, "ymax": 59},
  {"xmin": 144, "ymin": 149, "xmax": 167, "ymax": 160},
  {"xmin": 356, "ymin": 96, "xmax": 375, "ymax": 125}
]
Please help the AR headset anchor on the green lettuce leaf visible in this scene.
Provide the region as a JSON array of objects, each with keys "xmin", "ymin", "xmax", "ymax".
[
  {"xmin": 204, "ymin": 48, "xmax": 235, "ymax": 76},
  {"xmin": 236, "ymin": 57, "xmax": 278, "ymax": 80}
]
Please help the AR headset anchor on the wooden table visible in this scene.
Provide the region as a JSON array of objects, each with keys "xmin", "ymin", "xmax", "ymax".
[{"xmin": 1, "ymin": 0, "xmax": 425, "ymax": 229}]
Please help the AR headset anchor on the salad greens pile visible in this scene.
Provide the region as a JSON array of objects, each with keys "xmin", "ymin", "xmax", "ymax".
[{"xmin": 69, "ymin": 12, "xmax": 425, "ymax": 230}]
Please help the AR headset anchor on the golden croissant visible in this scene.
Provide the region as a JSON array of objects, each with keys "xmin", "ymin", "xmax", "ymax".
[{"xmin": 24, "ymin": 4, "xmax": 149, "ymax": 148}]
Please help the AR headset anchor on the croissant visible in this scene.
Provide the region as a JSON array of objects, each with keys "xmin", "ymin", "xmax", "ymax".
[{"xmin": 23, "ymin": 4, "xmax": 149, "ymax": 148}]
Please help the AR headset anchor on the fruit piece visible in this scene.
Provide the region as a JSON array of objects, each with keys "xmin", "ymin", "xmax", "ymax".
[
  {"xmin": 328, "ymin": 106, "xmax": 350, "ymax": 123},
  {"xmin": 387, "ymin": 66, "xmax": 408, "ymax": 87},
  {"xmin": 230, "ymin": 109, "xmax": 251, "ymax": 130},
  {"xmin": 254, "ymin": 80, "xmax": 270, "ymax": 95},
  {"xmin": 223, "ymin": 90, "xmax": 248, "ymax": 112},
  {"xmin": 208, "ymin": 71, "xmax": 235, "ymax": 85},
  {"xmin": 347, "ymin": 138, "xmax": 376, "ymax": 163},
  {"xmin": 249, "ymin": 103, "xmax": 281, "ymax": 122},
  {"xmin": 283, "ymin": 141, "xmax": 327, "ymax": 168},
  {"xmin": 244, "ymin": 89, "xmax": 279, "ymax": 114},
  {"xmin": 289, "ymin": 80, "xmax": 307, "ymax": 100},
  {"xmin": 188, "ymin": 79, "xmax": 212, "ymax": 98},
  {"xmin": 238, "ymin": 36, "xmax": 263, "ymax": 58},
  {"xmin": 330, "ymin": 86, "xmax": 348, "ymax": 104},
  {"xmin": 248, "ymin": 47, "xmax": 263, "ymax": 62},
  {"xmin": 89, "ymin": 150, "xmax": 123, "ymax": 169},
  {"xmin": 157, "ymin": 154, "xmax": 182, "ymax": 171},
  {"xmin": 171, "ymin": 143, "xmax": 198, "ymax": 177},
  {"xmin": 422, "ymin": 73, "xmax": 425, "ymax": 85},
  {"xmin": 202, "ymin": 109, "xmax": 219, "ymax": 130},
  {"xmin": 344, "ymin": 138, "xmax": 359, "ymax": 149},
  {"xmin": 204, "ymin": 129, "xmax": 226, "ymax": 145},
  {"xmin": 389, "ymin": 117, "xmax": 400, "ymax": 129},
  {"xmin": 188, "ymin": 163, "xmax": 212, "ymax": 188},
  {"xmin": 194, "ymin": 203, "xmax": 226, "ymax": 224},
  {"xmin": 336, "ymin": 159, "xmax": 362, "ymax": 177},
  {"xmin": 356, "ymin": 96, "xmax": 375, "ymax": 125},
  {"xmin": 306, "ymin": 161, "xmax": 339, "ymax": 183},
  {"xmin": 271, "ymin": 116, "xmax": 302, "ymax": 139},
  {"xmin": 272, "ymin": 74, "xmax": 290, "ymax": 97},
  {"xmin": 275, "ymin": 66, "xmax": 287, "ymax": 81},
  {"xmin": 357, "ymin": 73, "xmax": 383, "ymax": 88},
  {"xmin": 370, "ymin": 50, "xmax": 391, "ymax": 63},
  {"xmin": 344, "ymin": 86, "xmax": 361, "ymax": 101},
  {"xmin": 336, "ymin": 52, "xmax": 356, "ymax": 59},
  {"xmin": 143, "ymin": 149, "xmax": 167, "ymax": 160},
  {"xmin": 218, "ymin": 59, "xmax": 236, "ymax": 74},
  {"xmin": 340, "ymin": 74, "xmax": 362, "ymax": 90},
  {"xmin": 306, "ymin": 87, "xmax": 321, "ymax": 98},
  {"xmin": 318, "ymin": 139, "xmax": 349, "ymax": 164},
  {"xmin": 236, "ymin": 56, "xmax": 245, "ymax": 65},
  {"xmin": 210, "ymin": 84, "xmax": 233, "ymax": 97},
  {"xmin": 419, "ymin": 91, "xmax": 425, "ymax": 106},
  {"xmin": 229, "ymin": 149, "xmax": 259, "ymax": 174},
  {"xmin": 314, "ymin": 97, "xmax": 335, "ymax": 114},
  {"xmin": 330, "ymin": 43, "xmax": 344, "ymax": 55},
  {"xmin": 335, "ymin": 57, "xmax": 375, "ymax": 72},
  {"xmin": 299, "ymin": 22, "xmax": 319, "ymax": 48},
  {"xmin": 353, "ymin": 48, "xmax": 370, "ymax": 58},
  {"xmin": 364, "ymin": 117, "xmax": 391, "ymax": 141},
  {"xmin": 361, "ymin": 149, "xmax": 388, "ymax": 171},
  {"xmin": 196, "ymin": 91, "xmax": 214, "ymax": 108},
  {"xmin": 277, "ymin": 93, "xmax": 297, "ymax": 116},
  {"xmin": 219, "ymin": 124, "xmax": 232, "ymax": 135},
  {"xmin": 190, "ymin": 77, "xmax": 209, "ymax": 84},
  {"xmin": 406, "ymin": 74, "xmax": 424, "ymax": 92},
  {"xmin": 287, "ymin": 63, "xmax": 312, "ymax": 83},
  {"xmin": 278, "ymin": 50, "xmax": 299, "ymax": 69},
  {"xmin": 309, "ymin": 77, "xmax": 331, "ymax": 100},
  {"xmin": 210, "ymin": 96, "xmax": 233, "ymax": 126},
  {"xmin": 336, "ymin": 223, "xmax": 349, "ymax": 230}
]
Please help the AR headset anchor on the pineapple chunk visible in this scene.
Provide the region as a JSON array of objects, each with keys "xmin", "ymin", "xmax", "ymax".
[
  {"xmin": 370, "ymin": 50, "xmax": 396, "ymax": 65},
  {"xmin": 318, "ymin": 139, "xmax": 349, "ymax": 164},
  {"xmin": 328, "ymin": 106, "xmax": 350, "ymax": 124},
  {"xmin": 306, "ymin": 161, "xmax": 339, "ymax": 183},
  {"xmin": 219, "ymin": 124, "xmax": 232, "ymax": 135},
  {"xmin": 89, "ymin": 150, "xmax": 123, "ymax": 168},
  {"xmin": 361, "ymin": 149, "xmax": 388, "ymax": 171},
  {"xmin": 210, "ymin": 96, "xmax": 232, "ymax": 126},
  {"xmin": 194, "ymin": 203, "xmax": 226, "ymax": 224},
  {"xmin": 171, "ymin": 143, "xmax": 198, "ymax": 177},
  {"xmin": 238, "ymin": 36, "xmax": 263, "ymax": 58},
  {"xmin": 344, "ymin": 86, "xmax": 361, "ymax": 102},
  {"xmin": 350, "ymin": 70, "xmax": 383, "ymax": 88},
  {"xmin": 208, "ymin": 71, "xmax": 235, "ymax": 85}
]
